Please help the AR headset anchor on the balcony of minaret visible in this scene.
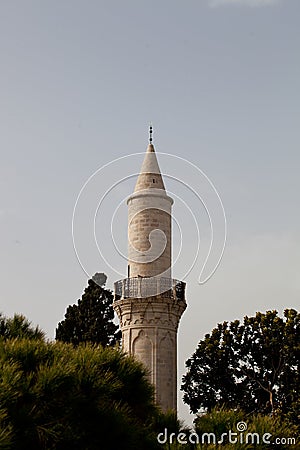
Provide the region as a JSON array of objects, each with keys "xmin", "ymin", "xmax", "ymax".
[{"xmin": 114, "ymin": 277, "xmax": 186, "ymax": 302}]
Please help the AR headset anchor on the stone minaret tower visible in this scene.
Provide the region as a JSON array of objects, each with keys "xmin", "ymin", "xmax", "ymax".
[{"xmin": 114, "ymin": 128, "xmax": 187, "ymax": 411}]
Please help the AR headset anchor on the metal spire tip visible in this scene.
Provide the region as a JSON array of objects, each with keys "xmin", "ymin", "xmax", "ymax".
[{"xmin": 149, "ymin": 124, "xmax": 153, "ymax": 143}]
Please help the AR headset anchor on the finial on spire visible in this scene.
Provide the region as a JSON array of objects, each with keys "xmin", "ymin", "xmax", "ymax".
[{"xmin": 149, "ymin": 124, "xmax": 153, "ymax": 143}]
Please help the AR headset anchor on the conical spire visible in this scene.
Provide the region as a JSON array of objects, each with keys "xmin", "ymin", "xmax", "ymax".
[{"xmin": 134, "ymin": 128, "xmax": 165, "ymax": 192}]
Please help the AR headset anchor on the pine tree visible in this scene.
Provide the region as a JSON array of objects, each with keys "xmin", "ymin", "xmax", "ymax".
[
  {"xmin": 55, "ymin": 273, "xmax": 121, "ymax": 346},
  {"xmin": 0, "ymin": 313, "xmax": 45, "ymax": 340},
  {"xmin": 0, "ymin": 337, "xmax": 160, "ymax": 450}
]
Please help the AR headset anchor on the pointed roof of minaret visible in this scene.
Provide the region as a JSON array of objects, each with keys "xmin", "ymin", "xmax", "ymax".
[{"xmin": 134, "ymin": 127, "xmax": 166, "ymax": 192}]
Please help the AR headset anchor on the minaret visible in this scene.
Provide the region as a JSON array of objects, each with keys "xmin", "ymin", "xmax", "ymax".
[{"xmin": 113, "ymin": 128, "xmax": 187, "ymax": 411}]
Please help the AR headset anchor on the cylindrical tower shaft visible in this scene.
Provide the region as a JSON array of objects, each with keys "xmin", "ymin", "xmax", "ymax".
[{"xmin": 127, "ymin": 144, "xmax": 173, "ymax": 279}]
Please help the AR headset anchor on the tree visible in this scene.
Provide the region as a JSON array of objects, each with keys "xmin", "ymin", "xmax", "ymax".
[
  {"xmin": 55, "ymin": 273, "xmax": 121, "ymax": 347},
  {"xmin": 181, "ymin": 309, "xmax": 299, "ymax": 423},
  {"xmin": 0, "ymin": 313, "xmax": 45, "ymax": 341},
  {"xmin": 0, "ymin": 337, "xmax": 161, "ymax": 450}
]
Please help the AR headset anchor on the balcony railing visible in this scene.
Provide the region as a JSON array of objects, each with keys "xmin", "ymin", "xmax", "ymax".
[{"xmin": 114, "ymin": 277, "xmax": 185, "ymax": 301}]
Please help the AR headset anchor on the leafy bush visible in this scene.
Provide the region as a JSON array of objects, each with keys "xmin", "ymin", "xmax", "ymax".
[{"xmin": 194, "ymin": 407, "xmax": 298, "ymax": 449}]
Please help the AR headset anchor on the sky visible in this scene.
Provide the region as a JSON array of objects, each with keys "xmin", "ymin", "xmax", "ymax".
[{"xmin": 0, "ymin": 0, "xmax": 299, "ymax": 424}]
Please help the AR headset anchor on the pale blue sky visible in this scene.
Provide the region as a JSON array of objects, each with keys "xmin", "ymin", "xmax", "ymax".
[{"xmin": 1, "ymin": 0, "xmax": 299, "ymax": 423}]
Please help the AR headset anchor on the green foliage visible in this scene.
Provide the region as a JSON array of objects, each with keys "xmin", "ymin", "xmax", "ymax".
[
  {"xmin": 194, "ymin": 407, "xmax": 298, "ymax": 449},
  {"xmin": 154, "ymin": 410, "xmax": 185, "ymax": 436},
  {"xmin": 0, "ymin": 409, "xmax": 12, "ymax": 450},
  {"xmin": 155, "ymin": 408, "xmax": 298, "ymax": 450},
  {"xmin": 153, "ymin": 410, "xmax": 192, "ymax": 450},
  {"xmin": 182, "ymin": 309, "xmax": 299, "ymax": 424},
  {"xmin": 195, "ymin": 406, "xmax": 244, "ymax": 441},
  {"xmin": 154, "ymin": 410, "xmax": 195, "ymax": 450},
  {"xmin": 0, "ymin": 338, "xmax": 160, "ymax": 450},
  {"xmin": 0, "ymin": 314, "xmax": 45, "ymax": 341},
  {"xmin": 55, "ymin": 273, "xmax": 121, "ymax": 347}
]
